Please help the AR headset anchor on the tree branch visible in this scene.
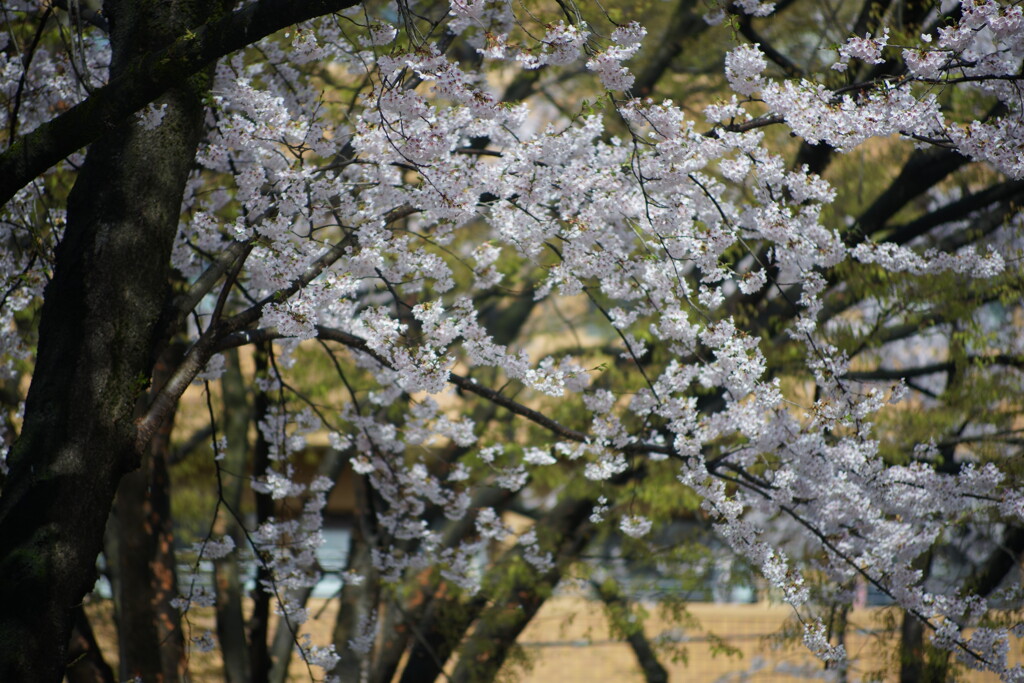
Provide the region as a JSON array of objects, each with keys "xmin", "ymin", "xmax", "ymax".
[
  {"xmin": 964, "ymin": 526, "xmax": 1024, "ymax": 597},
  {"xmin": 845, "ymin": 355, "xmax": 1024, "ymax": 382},
  {"xmin": 51, "ymin": 0, "xmax": 109, "ymax": 33},
  {"xmin": 0, "ymin": 0, "xmax": 360, "ymax": 206},
  {"xmin": 215, "ymin": 325, "xmax": 679, "ymax": 459},
  {"xmin": 631, "ymin": 0, "xmax": 709, "ymax": 97},
  {"xmin": 734, "ymin": 13, "xmax": 803, "ymax": 78},
  {"xmin": 885, "ymin": 180, "xmax": 1024, "ymax": 245}
]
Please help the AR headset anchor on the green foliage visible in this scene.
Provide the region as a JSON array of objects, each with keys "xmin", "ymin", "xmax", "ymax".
[{"xmin": 706, "ymin": 631, "xmax": 743, "ymax": 660}]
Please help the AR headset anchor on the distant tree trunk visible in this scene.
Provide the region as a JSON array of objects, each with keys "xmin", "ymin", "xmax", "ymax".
[
  {"xmin": 449, "ymin": 494, "xmax": 598, "ymax": 683},
  {"xmin": 249, "ymin": 344, "xmax": 275, "ymax": 683},
  {"xmin": 65, "ymin": 605, "xmax": 116, "ymax": 683},
  {"xmin": 899, "ymin": 609, "xmax": 940, "ymax": 683},
  {"xmin": 0, "ymin": 1, "xmax": 221, "ymax": 679},
  {"xmin": 392, "ymin": 488, "xmax": 525, "ymax": 683},
  {"xmin": 831, "ymin": 603, "xmax": 849, "ymax": 683},
  {"xmin": 394, "ymin": 590, "xmax": 488, "ymax": 683},
  {"xmin": 268, "ymin": 587, "xmax": 313, "ymax": 683},
  {"xmin": 594, "ymin": 581, "xmax": 668, "ymax": 683},
  {"xmin": 215, "ymin": 349, "xmax": 252, "ymax": 683},
  {"xmin": 111, "ymin": 342, "xmax": 187, "ymax": 683},
  {"xmin": 268, "ymin": 447, "xmax": 350, "ymax": 683},
  {"xmin": 333, "ymin": 478, "xmax": 381, "ymax": 683},
  {"xmin": 903, "ymin": 526, "xmax": 1024, "ymax": 683},
  {"xmin": 899, "ymin": 551, "xmax": 948, "ymax": 683},
  {"xmin": 332, "ymin": 541, "xmax": 375, "ymax": 682},
  {"xmin": 966, "ymin": 526, "xmax": 1024, "ymax": 597}
]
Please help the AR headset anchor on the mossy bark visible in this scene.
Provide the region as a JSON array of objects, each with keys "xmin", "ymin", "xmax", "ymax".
[{"xmin": 0, "ymin": 1, "xmax": 217, "ymax": 678}]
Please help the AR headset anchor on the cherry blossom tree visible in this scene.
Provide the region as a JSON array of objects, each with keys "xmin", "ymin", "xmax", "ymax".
[{"xmin": 1, "ymin": 0, "xmax": 1023, "ymax": 681}]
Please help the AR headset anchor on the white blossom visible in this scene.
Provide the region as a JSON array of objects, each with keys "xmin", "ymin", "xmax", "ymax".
[
  {"xmin": 724, "ymin": 44, "xmax": 766, "ymax": 96},
  {"xmin": 619, "ymin": 515, "xmax": 653, "ymax": 538}
]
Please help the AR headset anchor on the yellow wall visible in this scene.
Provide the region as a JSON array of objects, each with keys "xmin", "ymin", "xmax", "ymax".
[{"xmin": 84, "ymin": 596, "xmax": 1022, "ymax": 682}]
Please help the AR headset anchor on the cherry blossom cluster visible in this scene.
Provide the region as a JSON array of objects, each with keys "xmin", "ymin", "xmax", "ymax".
[
  {"xmin": 2, "ymin": 0, "xmax": 1023, "ymax": 678},
  {"xmin": 135, "ymin": 2, "xmax": 1024, "ymax": 671},
  {"xmin": 740, "ymin": 1, "xmax": 1024, "ymax": 176}
]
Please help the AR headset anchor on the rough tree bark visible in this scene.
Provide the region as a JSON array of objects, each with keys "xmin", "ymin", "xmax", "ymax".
[
  {"xmin": 0, "ymin": 1, "xmax": 220, "ymax": 678},
  {"xmin": 0, "ymin": 0, "xmax": 361, "ymax": 206},
  {"xmin": 0, "ymin": 1, "xmax": 369, "ymax": 679}
]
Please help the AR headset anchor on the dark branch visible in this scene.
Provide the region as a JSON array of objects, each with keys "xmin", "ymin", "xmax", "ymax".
[
  {"xmin": 51, "ymin": 0, "xmax": 109, "ymax": 32},
  {"xmin": 214, "ymin": 325, "xmax": 679, "ymax": 458},
  {"xmin": 854, "ymin": 147, "xmax": 969, "ymax": 241},
  {"xmin": 0, "ymin": 0, "xmax": 360, "ymax": 206},
  {"xmin": 631, "ymin": 0, "xmax": 709, "ymax": 97},
  {"xmin": 964, "ymin": 526, "xmax": 1024, "ymax": 598},
  {"xmin": 886, "ymin": 180, "xmax": 1024, "ymax": 245},
  {"xmin": 845, "ymin": 355, "xmax": 1024, "ymax": 382},
  {"xmin": 593, "ymin": 581, "xmax": 669, "ymax": 683},
  {"xmin": 734, "ymin": 14, "xmax": 803, "ymax": 78}
]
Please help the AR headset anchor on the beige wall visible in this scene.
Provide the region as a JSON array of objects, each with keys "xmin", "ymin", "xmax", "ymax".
[
  {"xmin": 84, "ymin": 595, "xmax": 1022, "ymax": 682},
  {"xmin": 509, "ymin": 598, "xmax": 1024, "ymax": 682}
]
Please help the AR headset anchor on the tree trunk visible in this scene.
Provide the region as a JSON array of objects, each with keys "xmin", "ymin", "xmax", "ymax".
[
  {"xmin": 112, "ymin": 343, "xmax": 187, "ymax": 683},
  {"xmin": 449, "ymin": 493, "xmax": 599, "ymax": 683},
  {"xmin": 269, "ymin": 587, "xmax": 314, "ymax": 683},
  {"xmin": 831, "ymin": 603, "xmax": 849, "ymax": 683},
  {"xmin": 268, "ymin": 446, "xmax": 350, "ymax": 683},
  {"xmin": 215, "ymin": 349, "xmax": 253, "ymax": 683},
  {"xmin": 64, "ymin": 605, "xmax": 116, "ymax": 683},
  {"xmin": 392, "ymin": 487, "xmax": 521, "ymax": 683},
  {"xmin": 0, "ymin": 1, "xmax": 218, "ymax": 679},
  {"xmin": 249, "ymin": 344, "xmax": 275, "ymax": 683},
  {"xmin": 332, "ymin": 536, "xmax": 377, "ymax": 683},
  {"xmin": 594, "ymin": 581, "xmax": 668, "ymax": 683},
  {"xmin": 899, "ymin": 551, "xmax": 948, "ymax": 683}
]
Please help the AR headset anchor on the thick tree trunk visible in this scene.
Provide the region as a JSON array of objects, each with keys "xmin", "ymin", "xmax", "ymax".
[
  {"xmin": 0, "ymin": 2, "xmax": 217, "ymax": 679},
  {"xmin": 899, "ymin": 609, "xmax": 952, "ymax": 683}
]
